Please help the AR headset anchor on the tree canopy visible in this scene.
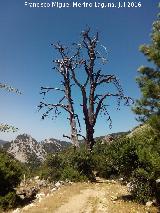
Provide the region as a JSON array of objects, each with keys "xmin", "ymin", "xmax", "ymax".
[{"xmin": 133, "ymin": 12, "xmax": 160, "ymax": 124}]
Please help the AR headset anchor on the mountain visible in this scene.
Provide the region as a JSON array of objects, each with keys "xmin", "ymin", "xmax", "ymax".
[
  {"xmin": 1, "ymin": 131, "xmax": 129, "ymax": 164},
  {"xmin": 0, "ymin": 139, "xmax": 9, "ymax": 147},
  {"xmin": 6, "ymin": 134, "xmax": 46, "ymax": 163},
  {"xmin": 95, "ymin": 131, "xmax": 130, "ymax": 143},
  {"xmin": 42, "ymin": 138, "xmax": 70, "ymax": 154},
  {"xmin": 78, "ymin": 131, "xmax": 130, "ymax": 145},
  {"xmin": 3, "ymin": 134, "xmax": 71, "ymax": 164}
]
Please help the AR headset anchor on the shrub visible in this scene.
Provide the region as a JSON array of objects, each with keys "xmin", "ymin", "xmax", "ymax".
[
  {"xmin": 39, "ymin": 147, "xmax": 95, "ymax": 182},
  {"xmin": 70, "ymin": 149, "xmax": 95, "ymax": 181},
  {"xmin": 0, "ymin": 191, "xmax": 20, "ymax": 210},
  {"xmin": 130, "ymin": 168, "xmax": 155, "ymax": 203},
  {"xmin": 91, "ymin": 125, "xmax": 160, "ymax": 203},
  {"xmin": 91, "ymin": 141, "xmax": 118, "ymax": 178},
  {"xmin": 40, "ymin": 154, "xmax": 64, "ymax": 181},
  {"xmin": 148, "ymin": 115, "xmax": 160, "ymax": 136},
  {"xmin": 105, "ymin": 126, "xmax": 160, "ymax": 203},
  {"xmin": 61, "ymin": 166, "xmax": 87, "ymax": 182},
  {"xmin": 0, "ymin": 149, "xmax": 23, "ymax": 210}
]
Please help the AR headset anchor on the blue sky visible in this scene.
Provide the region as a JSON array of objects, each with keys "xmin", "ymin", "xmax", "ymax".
[{"xmin": 0, "ymin": 0, "xmax": 159, "ymax": 141}]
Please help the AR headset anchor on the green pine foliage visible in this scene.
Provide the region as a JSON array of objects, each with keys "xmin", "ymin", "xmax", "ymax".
[
  {"xmin": 0, "ymin": 149, "xmax": 23, "ymax": 210},
  {"xmin": 91, "ymin": 125, "xmax": 160, "ymax": 203},
  {"xmin": 133, "ymin": 12, "xmax": 160, "ymax": 123}
]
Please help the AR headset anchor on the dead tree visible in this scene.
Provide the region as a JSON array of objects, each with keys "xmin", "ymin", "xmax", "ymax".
[
  {"xmin": 39, "ymin": 28, "xmax": 133, "ymax": 151},
  {"xmin": 38, "ymin": 44, "xmax": 80, "ymax": 148}
]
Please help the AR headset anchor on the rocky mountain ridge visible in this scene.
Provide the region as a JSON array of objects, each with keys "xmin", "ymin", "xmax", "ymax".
[
  {"xmin": 0, "ymin": 139, "xmax": 9, "ymax": 147},
  {"xmin": 1, "ymin": 130, "xmax": 129, "ymax": 164},
  {"xmin": 2, "ymin": 134, "xmax": 71, "ymax": 164}
]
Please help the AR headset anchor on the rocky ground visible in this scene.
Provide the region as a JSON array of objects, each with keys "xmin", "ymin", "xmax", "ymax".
[{"xmin": 10, "ymin": 178, "xmax": 159, "ymax": 213}]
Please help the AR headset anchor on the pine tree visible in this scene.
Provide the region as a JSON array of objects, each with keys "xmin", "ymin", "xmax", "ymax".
[{"xmin": 133, "ymin": 11, "xmax": 160, "ymax": 125}]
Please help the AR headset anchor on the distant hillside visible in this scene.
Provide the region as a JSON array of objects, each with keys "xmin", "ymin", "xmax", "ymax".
[
  {"xmin": 78, "ymin": 131, "xmax": 130, "ymax": 145},
  {"xmin": 2, "ymin": 134, "xmax": 71, "ymax": 164},
  {"xmin": 1, "ymin": 130, "xmax": 131, "ymax": 164},
  {"xmin": 94, "ymin": 131, "xmax": 130, "ymax": 142},
  {"xmin": 42, "ymin": 138, "xmax": 71, "ymax": 154},
  {"xmin": 0, "ymin": 139, "xmax": 9, "ymax": 147}
]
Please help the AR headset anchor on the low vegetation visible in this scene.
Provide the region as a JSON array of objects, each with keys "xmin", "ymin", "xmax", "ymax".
[
  {"xmin": 35, "ymin": 124, "xmax": 160, "ymax": 205},
  {"xmin": 93, "ymin": 125, "xmax": 160, "ymax": 203},
  {"xmin": 0, "ymin": 149, "xmax": 23, "ymax": 210}
]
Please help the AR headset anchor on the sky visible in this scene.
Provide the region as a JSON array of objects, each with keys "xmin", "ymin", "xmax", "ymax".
[{"xmin": 0, "ymin": 0, "xmax": 159, "ymax": 142}]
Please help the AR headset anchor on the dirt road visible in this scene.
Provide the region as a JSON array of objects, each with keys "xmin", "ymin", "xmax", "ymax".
[{"xmin": 15, "ymin": 180, "xmax": 158, "ymax": 213}]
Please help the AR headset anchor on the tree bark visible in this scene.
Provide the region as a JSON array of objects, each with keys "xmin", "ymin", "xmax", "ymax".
[{"xmin": 65, "ymin": 69, "xmax": 79, "ymax": 148}]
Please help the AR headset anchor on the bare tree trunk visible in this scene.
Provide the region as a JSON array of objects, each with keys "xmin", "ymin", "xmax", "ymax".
[
  {"xmin": 70, "ymin": 115, "xmax": 79, "ymax": 148},
  {"xmin": 65, "ymin": 70, "xmax": 79, "ymax": 148},
  {"xmin": 86, "ymin": 124, "xmax": 95, "ymax": 151}
]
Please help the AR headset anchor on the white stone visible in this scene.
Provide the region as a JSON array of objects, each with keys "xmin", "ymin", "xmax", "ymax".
[
  {"xmin": 36, "ymin": 193, "xmax": 45, "ymax": 199},
  {"xmin": 119, "ymin": 177, "xmax": 124, "ymax": 181},
  {"xmin": 34, "ymin": 176, "xmax": 40, "ymax": 180},
  {"xmin": 51, "ymin": 187, "xmax": 57, "ymax": 192},
  {"xmin": 111, "ymin": 196, "xmax": 118, "ymax": 201},
  {"xmin": 12, "ymin": 208, "xmax": 21, "ymax": 213},
  {"xmin": 156, "ymin": 179, "xmax": 160, "ymax": 184},
  {"xmin": 146, "ymin": 201, "xmax": 153, "ymax": 207},
  {"xmin": 55, "ymin": 181, "xmax": 61, "ymax": 188}
]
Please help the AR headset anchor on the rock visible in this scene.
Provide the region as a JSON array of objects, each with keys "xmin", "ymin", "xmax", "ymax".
[
  {"xmin": 34, "ymin": 176, "xmax": 40, "ymax": 180},
  {"xmin": 111, "ymin": 180, "xmax": 116, "ymax": 184},
  {"xmin": 28, "ymin": 203, "xmax": 35, "ymax": 207},
  {"xmin": 36, "ymin": 193, "xmax": 45, "ymax": 199},
  {"xmin": 19, "ymin": 194, "xmax": 25, "ymax": 199},
  {"xmin": 55, "ymin": 181, "xmax": 61, "ymax": 188},
  {"xmin": 51, "ymin": 187, "xmax": 57, "ymax": 192},
  {"xmin": 13, "ymin": 208, "xmax": 21, "ymax": 213},
  {"xmin": 20, "ymin": 181, "xmax": 25, "ymax": 187},
  {"xmin": 38, "ymin": 179, "xmax": 47, "ymax": 187},
  {"xmin": 68, "ymin": 181, "xmax": 73, "ymax": 185},
  {"xmin": 60, "ymin": 181, "xmax": 65, "ymax": 185},
  {"xmin": 111, "ymin": 196, "xmax": 118, "ymax": 201},
  {"xmin": 146, "ymin": 201, "xmax": 153, "ymax": 207},
  {"xmin": 127, "ymin": 182, "xmax": 134, "ymax": 192},
  {"xmin": 119, "ymin": 177, "xmax": 124, "ymax": 181},
  {"xmin": 38, "ymin": 197, "xmax": 43, "ymax": 203}
]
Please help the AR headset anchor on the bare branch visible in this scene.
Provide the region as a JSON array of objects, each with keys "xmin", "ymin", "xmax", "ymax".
[
  {"xmin": 74, "ymin": 114, "xmax": 81, "ymax": 132},
  {"xmin": 77, "ymin": 133, "xmax": 86, "ymax": 141},
  {"xmin": 38, "ymin": 101, "xmax": 70, "ymax": 114},
  {"xmin": 96, "ymin": 74, "xmax": 115, "ymax": 86},
  {"xmin": 70, "ymin": 67, "xmax": 83, "ymax": 88},
  {"xmin": 41, "ymin": 87, "xmax": 65, "ymax": 93},
  {"xmin": 94, "ymin": 93, "xmax": 119, "ymax": 124},
  {"xmin": 63, "ymin": 134, "xmax": 71, "ymax": 140}
]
